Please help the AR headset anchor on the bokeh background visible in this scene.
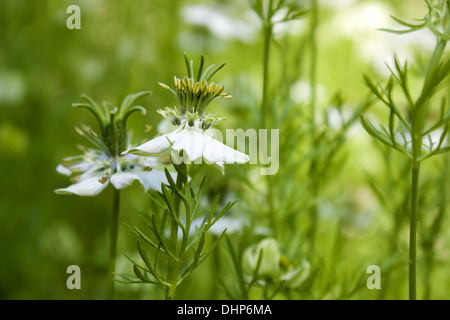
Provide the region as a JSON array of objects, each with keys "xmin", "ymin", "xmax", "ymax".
[{"xmin": 1, "ymin": 0, "xmax": 449, "ymax": 300}]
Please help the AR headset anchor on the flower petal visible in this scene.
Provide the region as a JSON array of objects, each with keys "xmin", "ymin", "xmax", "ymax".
[
  {"xmin": 137, "ymin": 169, "xmax": 176, "ymax": 192},
  {"xmin": 203, "ymin": 137, "xmax": 250, "ymax": 164},
  {"xmin": 171, "ymin": 127, "xmax": 207, "ymax": 162},
  {"xmin": 56, "ymin": 164, "xmax": 72, "ymax": 176},
  {"xmin": 213, "ymin": 162, "xmax": 225, "ymax": 175},
  {"xmin": 123, "ymin": 131, "xmax": 178, "ymax": 156},
  {"xmin": 54, "ymin": 173, "xmax": 109, "ymax": 196},
  {"xmin": 109, "ymin": 171, "xmax": 141, "ymax": 190},
  {"xmin": 110, "ymin": 168, "xmax": 176, "ymax": 193}
]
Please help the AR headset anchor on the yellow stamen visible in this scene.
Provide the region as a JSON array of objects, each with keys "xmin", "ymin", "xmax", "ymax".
[
  {"xmin": 98, "ymin": 176, "xmax": 108, "ymax": 184},
  {"xmin": 70, "ymin": 176, "xmax": 81, "ymax": 183}
]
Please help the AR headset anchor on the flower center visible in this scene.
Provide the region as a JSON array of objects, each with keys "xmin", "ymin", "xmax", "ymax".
[{"xmin": 157, "ymin": 54, "xmax": 231, "ymax": 130}]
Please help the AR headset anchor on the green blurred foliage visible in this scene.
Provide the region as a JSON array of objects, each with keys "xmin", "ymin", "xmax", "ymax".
[{"xmin": 1, "ymin": 0, "xmax": 449, "ymax": 300}]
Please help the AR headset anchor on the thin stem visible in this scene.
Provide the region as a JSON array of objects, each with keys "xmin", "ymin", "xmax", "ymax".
[
  {"xmin": 407, "ymin": 33, "xmax": 449, "ymax": 300},
  {"xmin": 309, "ymin": 0, "xmax": 318, "ymax": 129},
  {"xmin": 165, "ymin": 218, "xmax": 179, "ymax": 300},
  {"xmin": 307, "ymin": 0, "xmax": 319, "ymax": 253},
  {"xmin": 409, "ymin": 161, "xmax": 420, "ymax": 300},
  {"xmin": 165, "ymin": 163, "xmax": 185, "ymax": 300},
  {"xmin": 261, "ymin": 0, "xmax": 273, "ymax": 129},
  {"xmin": 423, "ymin": 154, "xmax": 448, "ymax": 299},
  {"xmin": 260, "ymin": 1, "xmax": 276, "ymax": 233},
  {"xmin": 211, "ymin": 234, "xmax": 221, "ymax": 299},
  {"xmin": 107, "ymin": 188, "xmax": 120, "ymax": 300}
]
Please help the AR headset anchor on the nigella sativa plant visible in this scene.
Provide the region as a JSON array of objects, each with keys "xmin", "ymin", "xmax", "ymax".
[
  {"xmin": 123, "ymin": 53, "xmax": 250, "ymax": 172},
  {"xmin": 55, "ymin": 91, "xmax": 174, "ymax": 300},
  {"xmin": 119, "ymin": 54, "xmax": 250, "ymax": 300}
]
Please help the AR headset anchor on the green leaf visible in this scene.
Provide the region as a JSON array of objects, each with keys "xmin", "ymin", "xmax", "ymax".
[
  {"xmin": 194, "ymin": 232, "xmax": 206, "ymax": 264},
  {"xmin": 360, "ymin": 116, "xmax": 392, "ymax": 146},
  {"xmin": 160, "ymin": 185, "xmax": 186, "ymax": 235},
  {"xmin": 164, "ymin": 167, "xmax": 176, "ymax": 188},
  {"xmin": 136, "ymin": 239, "xmax": 163, "ymax": 281},
  {"xmin": 146, "ymin": 214, "xmax": 176, "ymax": 260},
  {"xmin": 364, "ymin": 75, "xmax": 388, "ymax": 105},
  {"xmin": 249, "ymin": 247, "xmax": 264, "ymax": 287},
  {"xmin": 206, "ymin": 196, "xmax": 220, "ymax": 226},
  {"xmin": 198, "ymin": 229, "xmax": 227, "ymax": 264},
  {"xmin": 133, "ymin": 264, "xmax": 149, "ymax": 282},
  {"xmin": 210, "ymin": 200, "xmax": 237, "ymax": 227}
]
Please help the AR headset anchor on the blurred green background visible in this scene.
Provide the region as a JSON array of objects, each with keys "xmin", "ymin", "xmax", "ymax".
[{"xmin": 1, "ymin": 0, "xmax": 449, "ymax": 300}]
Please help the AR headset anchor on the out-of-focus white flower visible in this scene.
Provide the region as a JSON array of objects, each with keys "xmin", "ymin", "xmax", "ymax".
[
  {"xmin": 55, "ymin": 91, "xmax": 176, "ymax": 196},
  {"xmin": 327, "ymin": 2, "xmax": 435, "ymax": 75},
  {"xmin": 181, "ymin": 5, "xmax": 258, "ymax": 42},
  {"xmin": 393, "ymin": 127, "xmax": 448, "ymax": 152},
  {"xmin": 319, "ymin": 0, "xmax": 356, "ymax": 9},
  {"xmin": 55, "ymin": 144, "xmax": 174, "ymax": 196},
  {"xmin": 242, "ymin": 238, "xmax": 311, "ymax": 287},
  {"xmin": 325, "ymin": 105, "xmax": 359, "ymax": 136},
  {"xmin": 243, "ymin": 238, "xmax": 281, "ymax": 279},
  {"xmin": 280, "ymin": 258, "xmax": 311, "ymax": 289},
  {"xmin": 289, "ymin": 80, "xmax": 328, "ymax": 107}
]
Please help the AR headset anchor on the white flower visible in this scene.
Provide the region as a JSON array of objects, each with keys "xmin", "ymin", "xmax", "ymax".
[
  {"xmin": 394, "ymin": 128, "xmax": 448, "ymax": 152},
  {"xmin": 55, "ymin": 148, "xmax": 174, "ymax": 197},
  {"xmin": 55, "ymin": 91, "xmax": 174, "ymax": 197},
  {"xmin": 327, "ymin": 2, "xmax": 435, "ymax": 75},
  {"xmin": 243, "ymin": 238, "xmax": 281, "ymax": 279},
  {"xmin": 181, "ymin": 5, "xmax": 257, "ymax": 42},
  {"xmin": 123, "ymin": 120, "xmax": 250, "ymax": 173}
]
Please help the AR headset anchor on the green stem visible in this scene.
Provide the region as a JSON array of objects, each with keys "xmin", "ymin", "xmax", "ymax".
[
  {"xmin": 165, "ymin": 163, "xmax": 185, "ymax": 300},
  {"xmin": 423, "ymin": 154, "xmax": 448, "ymax": 299},
  {"xmin": 261, "ymin": 0, "xmax": 273, "ymax": 129},
  {"xmin": 408, "ymin": 35, "xmax": 448, "ymax": 300},
  {"xmin": 309, "ymin": 0, "xmax": 318, "ymax": 128},
  {"xmin": 107, "ymin": 188, "xmax": 120, "ymax": 300},
  {"xmin": 260, "ymin": 1, "xmax": 276, "ymax": 233},
  {"xmin": 211, "ymin": 234, "xmax": 221, "ymax": 299},
  {"xmin": 307, "ymin": 0, "xmax": 319, "ymax": 253},
  {"xmin": 165, "ymin": 218, "xmax": 179, "ymax": 300},
  {"xmin": 409, "ymin": 161, "xmax": 420, "ymax": 300}
]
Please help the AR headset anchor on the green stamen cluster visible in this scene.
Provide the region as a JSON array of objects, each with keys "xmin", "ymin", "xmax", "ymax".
[
  {"xmin": 72, "ymin": 91, "xmax": 150, "ymax": 156},
  {"xmin": 157, "ymin": 54, "xmax": 231, "ymax": 129}
]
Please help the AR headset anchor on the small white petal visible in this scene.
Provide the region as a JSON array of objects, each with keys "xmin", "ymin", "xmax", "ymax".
[
  {"xmin": 110, "ymin": 169, "xmax": 176, "ymax": 193},
  {"xmin": 137, "ymin": 169, "xmax": 176, "ymax": 192},
  {"xmin": 123, "ymin": 131, "xmax": 178, "ymax": 156},
  {"xmin": 214, "ymin": 162, "xmax": 225, "ymax": 175},
  {"xmin": 109, "ymin": 171, "xmax": 141, "ymax": 190},
  {"xmin": 55, "ymin": 173, "xmax": 109, "ymax": 196},
  {"xmin": 56, "ymin": 164, "xmax": 72, "ymax": 176},
  {"xmin": 71, "ymin": 161, "xmax": 99, "ymax": 173},
  {"xmin": 139, "ymin": 156, "xmax": 160, "ymax": 167}
]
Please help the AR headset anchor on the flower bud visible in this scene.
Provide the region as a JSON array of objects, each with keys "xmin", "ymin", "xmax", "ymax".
[
  {"xmin": 242, "ymin": 238, "xmax": 281, "ymax": 279},
  {"xmin": 280, "ymin": 259, "xmax": 311, "ymax": 288}
]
